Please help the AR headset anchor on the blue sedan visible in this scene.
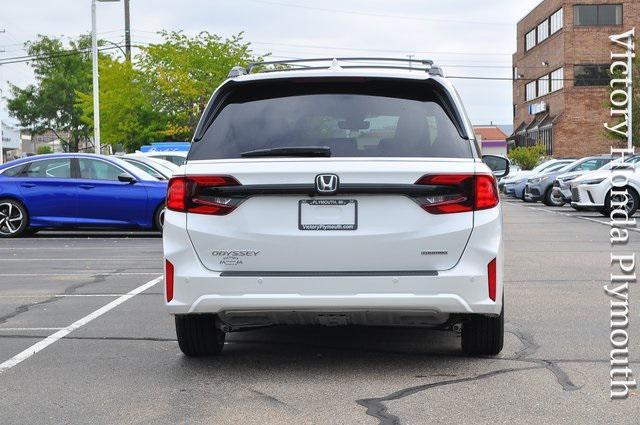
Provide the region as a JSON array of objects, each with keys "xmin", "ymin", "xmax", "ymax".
[{"xmin": 0, "ymin": 153, "xmax": 168, "ymax": 237}]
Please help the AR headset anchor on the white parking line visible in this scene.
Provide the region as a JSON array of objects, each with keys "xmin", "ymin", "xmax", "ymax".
[
  {"xmin": 506, "ymin": 202, "xmax": 640, "ymax": 232},
  {"xmin": 0, "ymin": 294, "xmax": 151, "ymax": 299},
  {"xmin": 0, "ymin": 258, "xmax": 160, "ymax": 261},
  {"xmin": 0, "ymin": 272, "xmax": 160, "ymax": 277},
  {"xmin": 0, "ymin": 328, "xmax": 64, "ymax": 331},
  {"xmin": 0, "ymin": 276, "xmax": 162, "ymax": 374}
]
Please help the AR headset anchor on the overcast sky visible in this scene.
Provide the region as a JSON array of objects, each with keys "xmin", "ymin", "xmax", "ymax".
[{"xmin": 0, "ymin": 0, "xmax": 541, "ymax": 129}]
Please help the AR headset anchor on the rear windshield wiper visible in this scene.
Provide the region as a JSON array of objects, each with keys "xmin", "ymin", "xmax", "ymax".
[{"xmin": 239, "ymin": 146, "xmax": 332, "ymax": 158}]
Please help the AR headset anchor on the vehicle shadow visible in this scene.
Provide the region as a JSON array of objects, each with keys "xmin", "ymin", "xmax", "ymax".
[{"xmin": 179, "ymin": 325, "xmax": 478, "ymax": 371}]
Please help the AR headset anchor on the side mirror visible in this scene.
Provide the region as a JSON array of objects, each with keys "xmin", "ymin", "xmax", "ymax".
[
  {"xmin": 118, "ymin": 173, "xmax": 137, "ymax": 184},
  {"xmin": 483, "ymin": 155, "xmax": 510, "ymax": 179}
]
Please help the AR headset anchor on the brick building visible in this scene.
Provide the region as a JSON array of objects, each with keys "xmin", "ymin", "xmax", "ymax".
[{"xmin": 511, "ymin": 0, "xmax": 639, "ymax": 157}]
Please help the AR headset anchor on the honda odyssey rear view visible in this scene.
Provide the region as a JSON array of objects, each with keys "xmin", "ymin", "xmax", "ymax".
[{"xmin": 163, "ymin": 58, "xmax": 509, "ymax": 357}]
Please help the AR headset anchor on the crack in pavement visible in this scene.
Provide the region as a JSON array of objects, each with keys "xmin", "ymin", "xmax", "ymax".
[
  {"xmin": 356, "ymin": 323, "xmax": 582, "ymax": 424},
  {"xmin": 356, "ymin": 366, "xmax": 542, "ymax": 425},
  {"xmin": 0, "ymin": 270, "xmax": 117, "ymax": 326},
  {"xmin": 250, "ymin": 389, "xmax": 301, "ymax": 413}
]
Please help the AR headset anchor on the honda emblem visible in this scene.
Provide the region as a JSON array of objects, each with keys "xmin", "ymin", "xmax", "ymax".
[{"xmin": 315, "ymin": 174, "xmax": 339, "ymax": 194}]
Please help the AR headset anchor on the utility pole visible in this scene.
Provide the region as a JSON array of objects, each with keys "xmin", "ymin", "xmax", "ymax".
[
  {"xmin": 406, "ymin": 54, "xmax": 415, "ymax": 71},
  {"xmin": 124, "ymin": 0, "xmax": 131, "ymax": 62}
]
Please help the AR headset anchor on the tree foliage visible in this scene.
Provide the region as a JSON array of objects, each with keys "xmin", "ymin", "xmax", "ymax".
[
  {"xmin": 6, "ymin": 35, "xmax": 93, "ymax": 152},
  {"xmin": 8, "ymin": 31, "xmax": 264, "ymax": 152},
  {"xmin": 77, "ymin": 58, "xmax": 167, "ymax": 152},
  {"xmin": 137, "ymin": 31, "xmax": 261, "ymax": 140},
  {"xmin": 507, "ymin": 145, "xmax": 546, "ymax": 170}
]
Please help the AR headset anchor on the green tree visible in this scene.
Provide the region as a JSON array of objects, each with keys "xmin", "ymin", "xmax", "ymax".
[
  {"xmin": 137, "ymin": 31, "xmax": 263, "ymax": 140},
  {"xmin": 76, "ymin": 58, "xmax": 168, "ymax": 152},
  {"xmin": 36, "ymin": 145, "xmax": 53, "ymax": 155},
  {"xmin": 6, "ymin": 35, "xmax": 94, "ymax": 152},
  {"xmin": 508, "ymin": 145, "xmax": 546, "ymax": 170}
]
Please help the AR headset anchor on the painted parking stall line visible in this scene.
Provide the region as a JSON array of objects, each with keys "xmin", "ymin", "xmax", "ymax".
[{"xmin": 0, "ymin": 276, "xmax": 162, "ymax": 374}]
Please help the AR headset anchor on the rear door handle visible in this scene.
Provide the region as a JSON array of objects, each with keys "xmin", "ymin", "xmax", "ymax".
[
  {"xmin": 79, "ymin": 184, "xmax": 95, "ymax": 189},
  {"xmin": 20, "ymin": 183, "xmax": 36, "ymax": 188}
]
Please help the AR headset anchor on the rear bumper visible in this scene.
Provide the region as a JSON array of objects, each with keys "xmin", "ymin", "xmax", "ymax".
[{"xmin": 162, "ymin": 208, "xmax": 504, "ymax": 319}]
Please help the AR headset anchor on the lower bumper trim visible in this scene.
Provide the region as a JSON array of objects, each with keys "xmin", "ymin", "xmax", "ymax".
[{"xmin": 220, "ymin": 270, "xmax": 439, "ymax": 277}]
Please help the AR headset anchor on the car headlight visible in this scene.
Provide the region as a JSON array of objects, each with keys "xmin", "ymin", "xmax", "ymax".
[
  {"xmin": 528, "ymin": 177, "xmax": 542, "ymax": 184},
  {"xmin": 581, "ymin": 178, "xmax": 606, "ymax": 185},
  {"xmin": 563, "ymin": 176, "xmax": 577, "ymax": 182}
]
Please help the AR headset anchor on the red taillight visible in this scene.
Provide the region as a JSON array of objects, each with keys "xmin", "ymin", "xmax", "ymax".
[
  {"xmin": 167, "ymin": 177, "xmax": 187, "ymax": 212},
  {"xmin": 165, "ymin": 259, "xmax": 174, "ymax": 302},
  {"xmin": 475, "ymin": 174, "xmax": 500, "ymax": 210},
  {"xmin": 487, "ymin": 258, "xmax": 497, "ymax": 301},
  {"xmin": 167, "ymin": 175, "xmax": 240, "ymax": 215},
  {"xmin": 415, "ymin": 174, "xmax": 499, "ymax": 214}
]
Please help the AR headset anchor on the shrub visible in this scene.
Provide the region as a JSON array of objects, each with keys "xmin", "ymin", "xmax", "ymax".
[
  {"xmin": 507, "ymin": 145, "xmax": 546, "ymax": 170},
  {"xmin": 36, "ymin": 145, "xmax": 54, "ymax": 155}
]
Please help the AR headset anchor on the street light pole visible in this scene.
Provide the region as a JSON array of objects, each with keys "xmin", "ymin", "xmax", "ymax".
[
  {"xmin": 91, "ymin": 0, "xmax": 101, "ymax": 154},
  {"xmin": 91, "ymin": 0, "xmax": 120, "ymax": 155}
]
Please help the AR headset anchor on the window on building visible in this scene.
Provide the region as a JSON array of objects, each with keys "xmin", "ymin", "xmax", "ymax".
[
  {"xmin": 537, "ymin": 75, "xmax": 550, "ymax": 97},
  {"xmin": 537, "ymin": 20, "xmax": 549, "ymax": 43},
  {"xmin": 513, "ymin": 66, "xmax": 518, "ymax": 80},
  {"xmin": 550, "ymin": 8, "xmax": 563, "ymax": 34},
  {"xmin": 599, "ymin": 4, "xmax": 623, "ymax": 25},
  {"xmin": 550, "ymin": 68, "xmax": 564, "ymax": 92},
  {"xmin": 526, "ymin": 29, "xmax": 536, "ymax": 51},
  {"xmin": 574, "ymin": 4, "xmax": 622, "ymax": 26},
  {"xmin": 526, "ymin": 81, "xmax": 537, "ymax": 101},
  {"xmin": 574, "ymin": 65, "xmax": 610, "ymax": 86}
]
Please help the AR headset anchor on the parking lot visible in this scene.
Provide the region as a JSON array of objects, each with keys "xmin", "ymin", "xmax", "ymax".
[{"xmin": 0, "ymin": 200, "xmax": 638, "ymax": 424}]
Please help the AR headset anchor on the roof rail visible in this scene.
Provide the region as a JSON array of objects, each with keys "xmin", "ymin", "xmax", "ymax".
[{"xmin": 226, "ymin": 57, "xmax": 443, "ymax": 78}]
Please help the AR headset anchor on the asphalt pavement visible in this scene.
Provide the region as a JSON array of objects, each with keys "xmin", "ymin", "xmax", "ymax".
[{"xmin": 0, "ymin": 202, "xmax": 638, "ymax": 424}]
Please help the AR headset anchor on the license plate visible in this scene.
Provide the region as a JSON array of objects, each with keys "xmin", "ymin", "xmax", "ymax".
[{"xmin": 298, "ymin": 199, "xmax": 357, "ymax": 231}]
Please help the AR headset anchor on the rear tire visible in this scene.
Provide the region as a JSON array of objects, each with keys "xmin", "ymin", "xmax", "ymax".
[
  {"xmin": 175, "ymin": 314, "xmax": 225, "ymax": 357},
  {"xmin": 461, "ymin": 306, "xmax": 504, "ymax": 356},
  {"xmin": 153, "ymin": 204, "xmax": 165, "ymax": 232}
]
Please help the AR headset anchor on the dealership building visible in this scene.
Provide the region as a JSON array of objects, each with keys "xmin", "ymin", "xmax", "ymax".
[{"xmin": 510, "ymin": 0, "xmax": 639, "ymax": 157}]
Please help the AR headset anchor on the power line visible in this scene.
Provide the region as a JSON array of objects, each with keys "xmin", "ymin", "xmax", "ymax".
[
  {"xmin": 127, "ymin": 29, "xmax": 514, "ymax": 57},
  {"xmin": 0, "ymin": 45, "xmax": 125, "ymax": 66},
  {"xmin": 240, "ymin": 0, "xmax": 514, "ymax": 26}
]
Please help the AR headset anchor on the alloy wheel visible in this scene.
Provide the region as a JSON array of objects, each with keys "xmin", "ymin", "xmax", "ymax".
[
  {"xmin": 0, "ymin": 202, "xmax": 24, "ymax": 236},
  {"xmin": 159, "ymin": 208, "xmax": 165, "ymax": 229},
  {"xmin": 612, "ymin": 192, "xmax": 636, "ymax": 214}
]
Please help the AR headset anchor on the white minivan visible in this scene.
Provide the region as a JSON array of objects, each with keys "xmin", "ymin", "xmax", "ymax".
[{"xmin": 163, "ymin": 58, "xmax": 509, "ymax": 357}]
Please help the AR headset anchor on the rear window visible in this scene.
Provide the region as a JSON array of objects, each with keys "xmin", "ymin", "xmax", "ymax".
[{"xmin": 189, "ymin": 80, "xmax": 472, "ymax": 160}]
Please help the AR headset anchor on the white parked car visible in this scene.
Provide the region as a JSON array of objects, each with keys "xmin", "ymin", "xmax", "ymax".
[
  {"xmin": 570, "ymin": 157, "xmax": 640, "ymax": 216},
  {"xmin": 139, "ymin": 151, "xmax": 188, "ymax": 166},
  {"xmin": 119, "ymin": 154, "xmax": 179, "ymax": 180},
  {"xmin": 163, "ymin": 58, "xmax": 509, "ymax": 357},
  {"xmin": 502, "ymin": 159, "xmax": 574, "ymax": 199}
]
